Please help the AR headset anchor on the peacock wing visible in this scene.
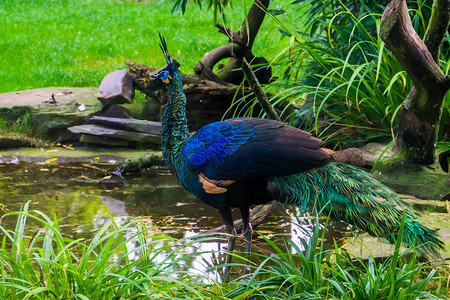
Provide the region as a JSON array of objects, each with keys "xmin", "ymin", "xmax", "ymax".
[{"xmin": 182, "ymin": 117, "xmax": 331, "ymax": 180}]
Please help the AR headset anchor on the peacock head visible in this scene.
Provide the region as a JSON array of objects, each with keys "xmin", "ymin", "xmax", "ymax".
[
  {"xmin": 151, "ymin": 65, "xmax": 175, "ymax": 84},
  {"xmin": 151, "ymin": 34, "xmax": 177, "ymax": 85}
]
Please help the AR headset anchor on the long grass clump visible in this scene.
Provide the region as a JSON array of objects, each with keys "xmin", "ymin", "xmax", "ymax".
[
  {"xmin": 0, "ymin": 201, "xmax": 228, "ymax": 299},
  {"xmin": 0, "ymin": 203, "xmax": 448, "ymax": 299},
  {"xmin": 226, "ymin": 214, "xmax": 449, "ymax": 299}
]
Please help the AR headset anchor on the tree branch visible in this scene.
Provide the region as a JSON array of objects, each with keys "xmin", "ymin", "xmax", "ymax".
[
  {"xmin": 242, "ymin": 57, "xmax": 280, "ymax": 121},
  {"xmin": 195, "ymin": 45, "xmax": 235, "ymax": 71},
  {"xmin": 380, "ymin": 0, "xmax": 450, "ymax": 164},
  {"xmin": 380, "ymin": 0, "xmax": 449, "ymax": 94},
  {"xmin": 215, "ymin": 24, "xmax": 244, "ymax": 45},
  {"xmin": 423, "ymin": 0, "xmax": 450, "ymax": 62}
]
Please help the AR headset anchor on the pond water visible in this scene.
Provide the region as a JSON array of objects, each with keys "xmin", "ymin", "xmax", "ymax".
[{"xmin": 0, "ymin": 160, "xmax": 347, "ymax": 278}]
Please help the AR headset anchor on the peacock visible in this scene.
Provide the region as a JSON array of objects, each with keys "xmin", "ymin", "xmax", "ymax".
[{"xmin": 151, "ymin": 34, "xmax": 443, "ymax": 278}]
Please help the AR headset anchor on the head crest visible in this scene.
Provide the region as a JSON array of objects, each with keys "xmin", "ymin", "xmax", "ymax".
[{"xmin": 158, "ymin": 33, "xmax": 175, "ymax": 70}]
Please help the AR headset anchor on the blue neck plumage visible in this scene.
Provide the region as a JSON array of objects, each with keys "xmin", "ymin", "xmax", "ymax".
[{"xmin": 161, "ymin": 71, "xmax": 190, "ymax": 162}]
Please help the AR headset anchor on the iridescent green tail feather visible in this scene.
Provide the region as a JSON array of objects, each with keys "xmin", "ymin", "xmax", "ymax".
[{"xmin": 272, "ymin": 162, "xmax": 444, "ymax": 255}]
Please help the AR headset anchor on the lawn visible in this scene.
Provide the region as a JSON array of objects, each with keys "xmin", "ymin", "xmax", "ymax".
[{"xmin": 0, "ymin": 0, "xmax": 290, "ymax": 93}]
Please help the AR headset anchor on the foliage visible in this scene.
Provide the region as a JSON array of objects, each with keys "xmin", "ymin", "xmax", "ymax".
[
  {"xmin": 235, "ymin": 0, "xmax": 449, "ymax": 151},
  {"xmin": 269, "ymin": 0, "xmax": 449, "ymax": 148},
  {"xmin": 168, "ymin": 0, "xmax": 232, "ymax": 17},
  {"xmin": 0, "ymin": 107, "xmax": 33, "ymax": 135}
]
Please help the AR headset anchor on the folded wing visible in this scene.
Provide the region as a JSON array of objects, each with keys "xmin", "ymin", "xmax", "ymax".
[{"xmin": 182, "ymin": 117, "xmax": 331, "ymax": 180}]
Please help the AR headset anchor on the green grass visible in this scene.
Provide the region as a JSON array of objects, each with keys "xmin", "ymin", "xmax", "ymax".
[{"xmin": 0, "ymin": 0, "xmax": 289, "ymax": 93}]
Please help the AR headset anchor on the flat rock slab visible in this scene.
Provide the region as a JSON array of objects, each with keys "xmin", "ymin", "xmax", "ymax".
[
  {"xmin": 79, "ymin": 134, "xmax": 132, "ymax": 147},
  {"xmin": 69, "ymin": 124, "xmax": 160, "ymax": 145},
  {"xmin": 0, "ymin": 87, "xmax": 100, "ymax": 109},
  {"xmin": 91, "ymin": 116, "xmax": 162, "ymax": 134},
  {"xmin": 0, "ymin": 87, "xmax": 102, "ymax": 141},
  {"xmin": 0, "ymin": 135, "xmax": 32, "ymax": 149}
]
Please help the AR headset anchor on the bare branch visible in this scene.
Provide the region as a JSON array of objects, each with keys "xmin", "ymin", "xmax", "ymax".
[
  {"xmin": 242, "ymin": 57, "xmax": 280, "ymax": 121},
  {"xmin": 196, "ymin": 45, "xmax": 235, "ymax": 71},
  {"xmin": 215, "ymin": 24, "xmax": 243, "ymax": 45},
  {"xmin": 423, "ymin": 0, "xmax": 450, "ymax": 61}
]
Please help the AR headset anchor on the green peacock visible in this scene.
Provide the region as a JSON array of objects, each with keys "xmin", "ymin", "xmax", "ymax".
[{"xmin": 151, "ymin": 34, "xmax": 443, "ymax": 278}]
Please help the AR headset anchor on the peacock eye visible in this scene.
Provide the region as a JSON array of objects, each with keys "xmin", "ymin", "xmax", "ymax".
[{"xmin": 160, "ymin": 70, "xmax": 172, "ymax": 83}]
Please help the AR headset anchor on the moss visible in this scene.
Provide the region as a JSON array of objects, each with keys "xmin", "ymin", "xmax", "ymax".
[{"xmin": 373, "ymin": 163, "xmax": 450, "ymax": 199}]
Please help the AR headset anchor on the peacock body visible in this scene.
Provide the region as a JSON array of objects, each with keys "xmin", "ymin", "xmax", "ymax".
[{"xmin": 152, "ymin": 35, "xmax": 443, "ymax": 272}]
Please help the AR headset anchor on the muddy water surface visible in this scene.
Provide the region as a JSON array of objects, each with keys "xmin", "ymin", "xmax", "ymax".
[{"xmin": 0, "ymin": 161, "xmax": 347, "ymax": 277}]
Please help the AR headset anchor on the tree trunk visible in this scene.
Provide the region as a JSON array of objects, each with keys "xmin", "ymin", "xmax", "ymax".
[
  {"xmin": 380, "ymin": 0, "xmax": 450, "ymax": 165},
  {"xmin": 195, "ymin": 0, "xmax": 272, "ymax": 85}
]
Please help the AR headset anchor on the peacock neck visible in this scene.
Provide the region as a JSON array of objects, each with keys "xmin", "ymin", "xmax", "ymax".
[{"xmin": 161, "ymin": 71, "xmax": 190, "ymax": 162}]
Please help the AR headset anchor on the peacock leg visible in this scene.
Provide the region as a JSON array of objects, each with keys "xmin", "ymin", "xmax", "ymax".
[
  {"xmin": 240, "ymin": 206, "xmax": 252, "ymax": 275},
  {"xmin": 218, "ymin": 206, "xmax": 236, "ymax": 282}
]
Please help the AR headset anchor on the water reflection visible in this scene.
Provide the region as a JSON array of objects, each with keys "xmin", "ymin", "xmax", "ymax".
[{"xmin": 0, "ymin": 162, "xmax": 347, "ymax": 276}]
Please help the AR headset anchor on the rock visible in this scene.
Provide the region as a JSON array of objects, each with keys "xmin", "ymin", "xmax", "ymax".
[
  {"xmin": 0, "ymin": 87, "xmax": 99, "ymax": 110},
  {"xmin": 91, "ymin": 116, "xmax": 162, "ymax": 135},
  {"xmin": 122, "ymin": 101, "xmax": 153, "ymax": 120},
  {"xmin": 0, "ymin": 135, "xmax": 31, "ymax": 149},
  {"xmin": 79, "ymin": 134, "xmax": 131, "ymax": 147},
  {"xmin": 374, "ymin": 164, "xmax": 450, "ymax": 200},
  {"xmin": 103, "ymin": 105, "xmax": 133, "ymax": 118},
  {"xmin": 68, "ymin": 124, "xmax": 160, "ymax": 145},
  {"xmin": 342, "ymin": 194, "xmax": 450, "ymax": 260},
  {"xmin": 97, "ymin": 70, "xmax": 135, "ymax": 107},
  {"xmin": 146, "ymin": 100, "xmax": 161, "ymax": 121},
  {"xmin": 103, "ymin": 101, "xmax": 160, "ymax": 121},
  {"xmin": 0, "ymin": 146, "xmax": 161, "ymax": 164},
  {"xmin": 340, "ymin": 232, "xmax": 409, "ymax": 261},
  {"xmin": 113, "ymin": 153, "xmax": 163, "ymax": 175},
  {"xmin": 0, "ymin": 87, "xmax": 101, "ymax": 141}
]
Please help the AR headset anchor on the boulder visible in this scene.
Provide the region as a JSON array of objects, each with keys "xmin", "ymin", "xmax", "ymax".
[
  {"xmin": 97, "ymin": 70, "xmax": 135, "ymax": 107},
  {"xmin": 0, "ymin": 87, "xmax": 101, "ymax": 141}
]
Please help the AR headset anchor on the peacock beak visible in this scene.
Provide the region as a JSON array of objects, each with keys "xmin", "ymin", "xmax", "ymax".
[{"xmin": 150, "ymin": 73, "xmax": 158, "ymax": 78}]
